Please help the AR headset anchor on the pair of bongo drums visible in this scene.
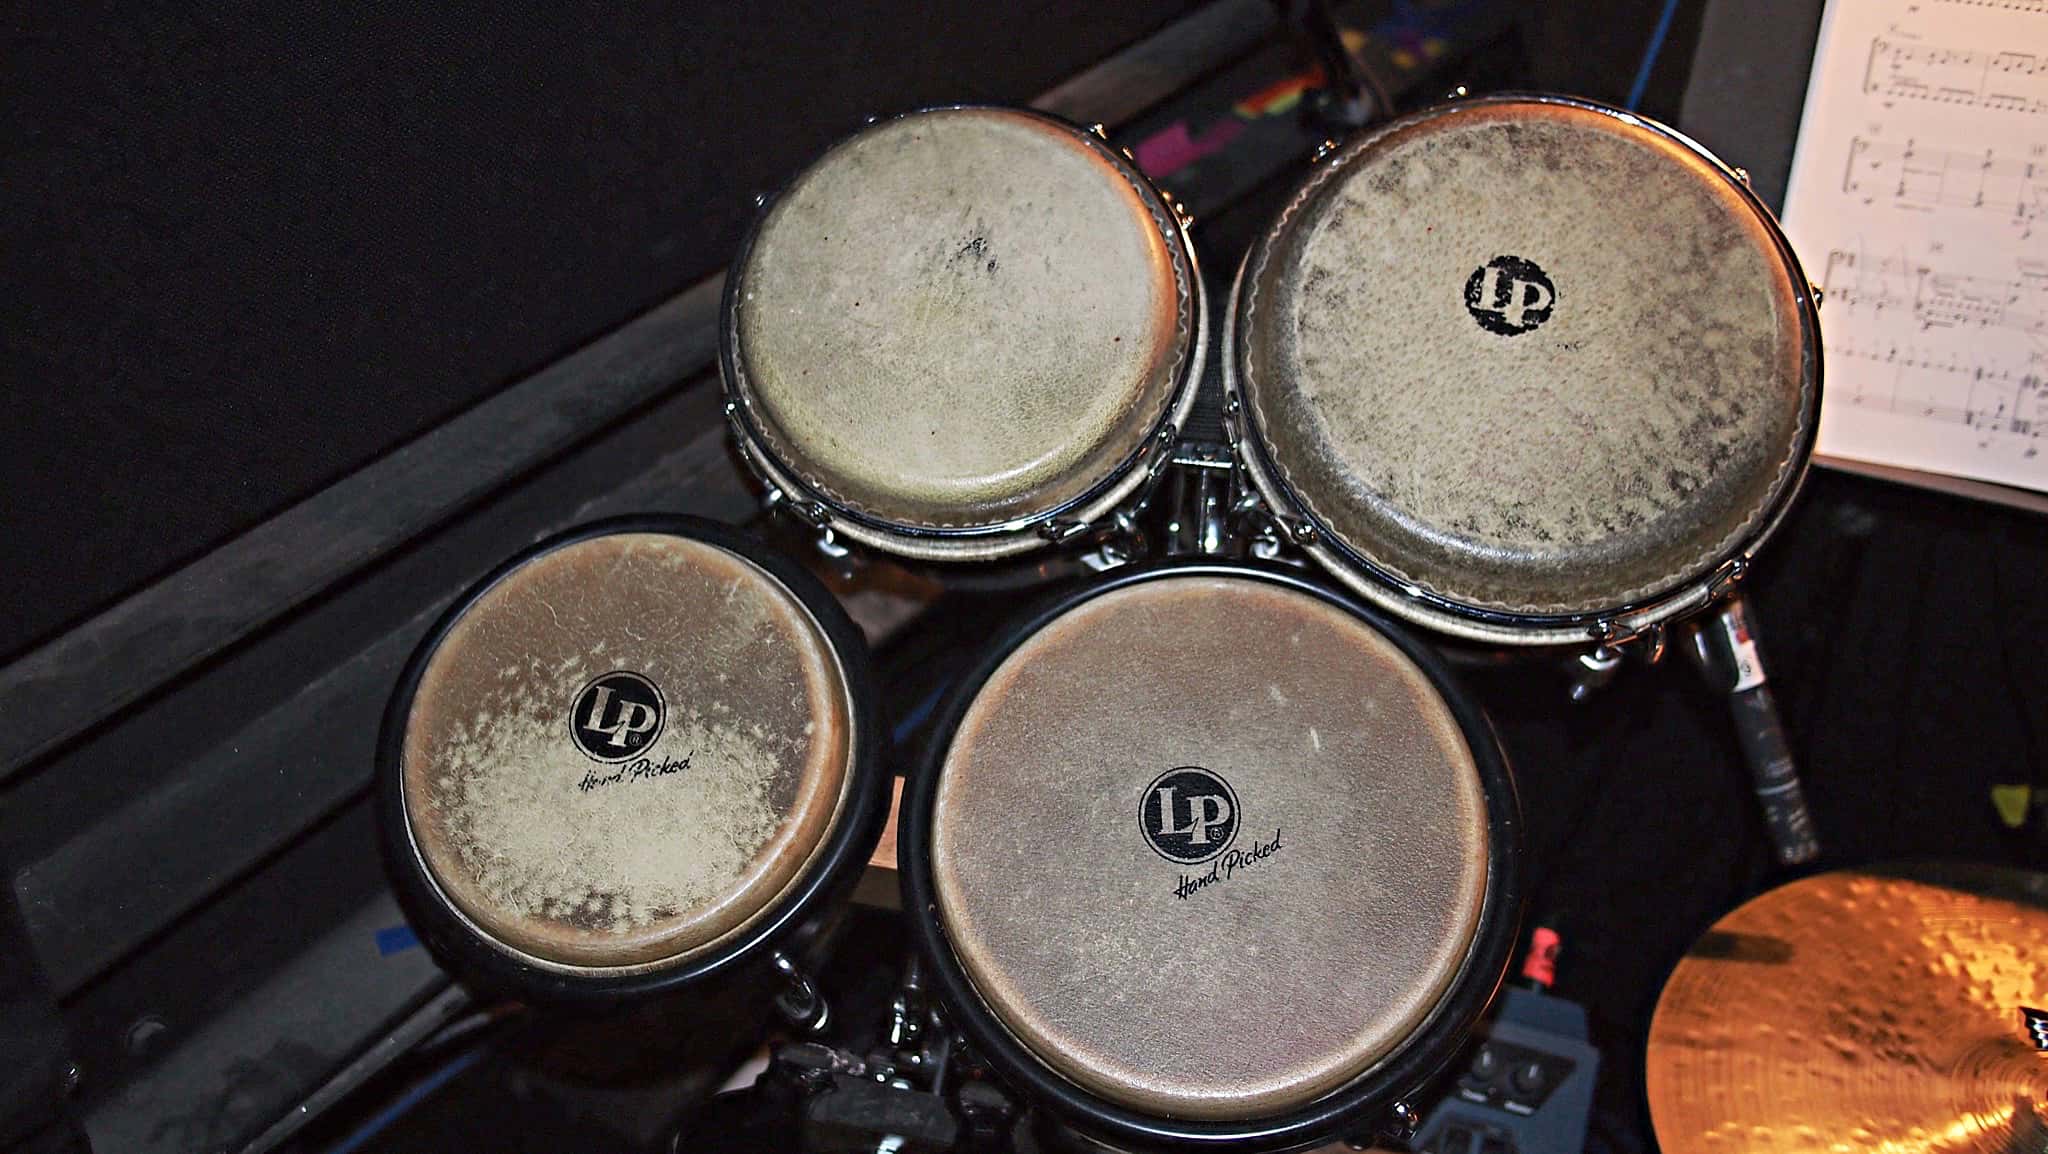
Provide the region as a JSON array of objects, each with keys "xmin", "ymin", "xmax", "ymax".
[{"xmin": 379, "ymin": 94, "xmax": 1817, "ymax": 1151}]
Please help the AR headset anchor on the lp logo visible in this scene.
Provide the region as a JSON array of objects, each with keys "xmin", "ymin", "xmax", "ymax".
[
  {"xmin": 1464, "ymin": 254, "xmax": 1557, "ymax": 336},
  {"xmin": 570, "ymin": 671, "xmax": 665, "ymax": 763},
  {"xmin": 1140, "ymin": 767, "xmax": 1240, "ymax": 864}
]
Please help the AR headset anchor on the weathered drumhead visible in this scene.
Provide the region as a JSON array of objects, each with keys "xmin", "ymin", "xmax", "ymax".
[
  {"xmin": 730, "ymin": 107, "xmax": 1192, "ymax": 531},
  {"xmin": 399, "ymin": 532, "xmax": 854, "ymax": 971},
  {"xmin": 1237, "ymin": 98, "xmax": 1812, "ymax": 619},
  {"xmin": 930, "ymin": 575, "xmax": 1490, "ymax": 1118}
]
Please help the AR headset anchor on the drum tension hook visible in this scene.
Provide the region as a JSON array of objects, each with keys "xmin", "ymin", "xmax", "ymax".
[
  {"xmin": 1707, "ymin": 556, "xmax": 1750, "ymax": 600},
  {"xmin": 1039, "ymin": 518, "xmax": 1094, "ymax": 544},
  {"xmin": 770, "ymin": 950, "xmax": 832, "ymax": 1035},
  {"xmin": 814, "ymin": 526, "xmax": 851, "ymax": 561},
  {"xmin": 1380, "ymin": 1099, "xmax": 1424, "ymax": 1144},
  {"xmin": 1568, "ymin": 646, "xmax": 1626, "ymax": 703}
]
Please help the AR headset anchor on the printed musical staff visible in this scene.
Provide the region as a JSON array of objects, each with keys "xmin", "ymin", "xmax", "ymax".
[
  {"xmin": 1935, "ymin": 0, "xmax": 2048, "ymax": 12},
  {"xmin": 1865, "ymin": 37, "xmax": 2048, "ymax": 114},
  {"xmin": 1782, "ymin": 0, "xmax": 2048, "ymax": 491},
  {"xmin": 1842, "ymin": 135, "xmax": 2048, "ymax": 232},
  {"xmin": 1821, "ymin": 248, "xmax": 2048, "ymax": 454},
  {"xmin": 1822, "ymin": 246, "xmax": 2048, "ymax": 332}
]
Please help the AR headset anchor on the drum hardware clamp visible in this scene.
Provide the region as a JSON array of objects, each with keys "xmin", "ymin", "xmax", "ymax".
[
  {"xmin": 755, "ymin": 481, "xmax": 836, "ymax": 533},
  {"xmin": 1634, "ymin": 621, "xmax": 1670, "ymax": 664},
  {"xmin": 1706, "ymin": 556, "xmax": 1750, "ymax": 600},
  {"xmin": 1568, "ymin": 646, "xmax": 1628, "ymax": 703},
  {"xmin": 1161, "ymin": 189, "xmax": 1194, "ymax": 227},
  {"xmin": 1590, "ymin": 618, "xmax": 1670, "ymax": 664},
  {"xmin": 770, "ymin": 949, "xmax": 832, "ymax": 1035},
  {"xmin": 1277, "ymin": 511, "xmax": 1321, "ymax": 546},
  {"xmin": 1168, "ymin": 441, "xmax": 1234, "ymax": 471},
  {"xmin": 1105, "ymin": 422, "xmax": 1196, "ymax": 553},
  {"xmin": 1311, "ymin": 137, "xmax": 1344, "ymax": 165},
  {"xmin": 888, "ymin": 957, "xmax": 928, "ymax": 1051},
  {"xmin": 1137, "ymin": 423, "xmax": 1183, "ymax": 488},
  {"xmin": 1383, "ymin": 1099, "xmax": 1425, "ymax": 1144},
  {"xmin": 1074, "ymin": 511, "xmax": 1143, "ymax": 572},
  {"xmin": 813, "ymin": 526, "xmax": 852, "ymax": 561},
  {"xmin": 723, "ymin": 410, "xmax": 840, "ymax": 536},
  {"xmin": 1038, "ymin": 518, "xmax": 1095, "ymax": 544}
]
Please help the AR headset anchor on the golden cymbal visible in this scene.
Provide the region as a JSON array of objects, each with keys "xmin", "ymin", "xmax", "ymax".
[{"xmin": 1648, "ymin": 865, "xmax": 2048, "ymax": 1154}]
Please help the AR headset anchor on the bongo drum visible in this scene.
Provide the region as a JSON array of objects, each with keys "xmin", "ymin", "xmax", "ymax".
[
  {"xmin": 1226, "ymin": 94, "xmax": 1820, "ymax": 647},
  {"xmin": 722, "ymin": 105, "xmax": 1205, "ymax": 561},
  {"xmin": 377, "ymin": 516, "xmax": 886, "ymax": 1003},
  {"xmin": 898, "ymin": 564, "xmax": 1521, "ymax": 1151}
]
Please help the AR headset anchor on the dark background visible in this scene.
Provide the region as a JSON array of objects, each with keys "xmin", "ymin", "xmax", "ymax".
[{"xmin": 2, "ymin": 1, "xmax": 1708, "ymax": 661}]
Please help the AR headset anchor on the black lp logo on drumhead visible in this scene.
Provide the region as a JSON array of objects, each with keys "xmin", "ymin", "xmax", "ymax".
[
  {"xmin": 1141, "ymin": 767, "xmax": 1240, "ymax": 864},
  {"xmin": 570, "ymin": 671, "xmax": 665, "ymax": 763},
  {"xmin": 1464, "ymin": 255, "xmax": 1556, "ymax": 336}
]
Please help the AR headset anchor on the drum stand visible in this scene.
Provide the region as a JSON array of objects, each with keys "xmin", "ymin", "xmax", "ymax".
[
  {"xmin": 1682, "ymin": 595, "xmax": 1823, "ymax": 866},
  {"xmin": 1160, "ymin": 441, "xmax": 1241, "ymax": 558},
  {"xmin": 1522, "ymin": 592, "xmax": 1825, "ymax": 869},
  {"xmin": 708, "ymin": 956, "xmax": 1019, "ymax": 1154}
]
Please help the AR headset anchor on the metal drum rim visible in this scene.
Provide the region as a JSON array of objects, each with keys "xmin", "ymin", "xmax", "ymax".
[
  {"xmin": 719, "ymin": 103, "xmax": 1208, "ymax": 560},
  {"xmin": 1223, "ymin": 91, "xmax": 1823, "ymax": 646}
]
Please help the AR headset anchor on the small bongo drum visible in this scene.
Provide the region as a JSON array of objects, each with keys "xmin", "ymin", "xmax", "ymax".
[
  {"xmin": 1226, "ymin": 94, "xmax": 1820, "ymax": 646},
  {"xmin": 898, "ymin": 564, "xmax": 1520, "ymax": 1151},
  {"xmin": 722, "ymin": 105, "xmax": 1205, "ymax": 561},
  {"xmin": 377, "ymin": 516, "xmax": 886, "ymax": 1003}
]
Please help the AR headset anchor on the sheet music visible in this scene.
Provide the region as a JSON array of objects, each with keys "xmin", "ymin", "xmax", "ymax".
[{"xmin": 1782, "ymin": 0, "xmax": 2048, "ymax": 492}]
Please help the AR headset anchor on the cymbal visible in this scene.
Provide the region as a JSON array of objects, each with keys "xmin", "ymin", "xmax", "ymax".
[{"xmin": 1648, "ymin": 866, "xmax": 2048, "ymax": 1154}]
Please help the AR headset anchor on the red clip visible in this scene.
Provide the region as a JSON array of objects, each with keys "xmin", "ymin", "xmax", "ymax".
[{"xmin": 1522, "ymin": 926, "xmax": 1561, "ymax": 989}]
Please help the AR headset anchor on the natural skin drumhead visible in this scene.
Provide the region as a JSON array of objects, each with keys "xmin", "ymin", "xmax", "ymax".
[
  {"xmin": 1236, "ymin": 99, "xmax": 1810, "ymax": 618},
  {"xmin": 400, "ymin": 532, "xmax": 854, "ymax": 971},
  {"xmin": 731, "ymin": 107, "xmax": 1191, "ymax": 531},
  {"xmin": 931, "ymin": 575, "xmax": 1488, "ymax": 1118}
]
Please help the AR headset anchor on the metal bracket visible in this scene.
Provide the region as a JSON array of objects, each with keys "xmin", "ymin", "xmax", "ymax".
[
  {"xmin": 1708, "ymin": 556, "xmax": 1750, "ymax": 600},
  {"xmin": 1141, "ymin": 423, "xmax": 1181, "ymax": 484},
  {"xmin": 1635, "ymin": 621, "xmax": 1669, "ymax": 665},
  {"xmin": 770, "ymin": 951, "xmax": 831, "ymax": 1035},
  {"xmin": 1220, "ymin": 392, "xmax": 1244, "ymax": 449},
  {"xmin": 1381, "ymin": 1099, "xmax": 1423, "ymax": 1144},
  {"xmin": 1275, "ymin": 512, "xmax": 1319, "ymax": 546},
  {"xmin": 814, "ymin": 526, "xmax": 851, "ymax": 561},
  {"xmin": 1038, "ymin": 518, "xmax": 1093, "ymax": 544}
]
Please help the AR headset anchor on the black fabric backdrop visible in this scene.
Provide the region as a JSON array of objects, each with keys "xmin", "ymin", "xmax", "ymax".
[{"xmin": 0, "ymin": 2, "xmax": 1193, "ymax": 658}]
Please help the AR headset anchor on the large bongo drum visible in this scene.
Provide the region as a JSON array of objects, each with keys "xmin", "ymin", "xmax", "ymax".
[
  {"xmin": 722, "ymin": 105, "xmax": 1206, "ymax": 561},
  {"xmin": 1226, "ymin": 94, "xmax": 1821, "ymax": 646},
  {"xmin": 377, "ymin": 516, "xmax": 887, "ymax": 1004},
  {"xmin": 898, "ymin": 563, "xmax": 1522, "ymax": 1151}
]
